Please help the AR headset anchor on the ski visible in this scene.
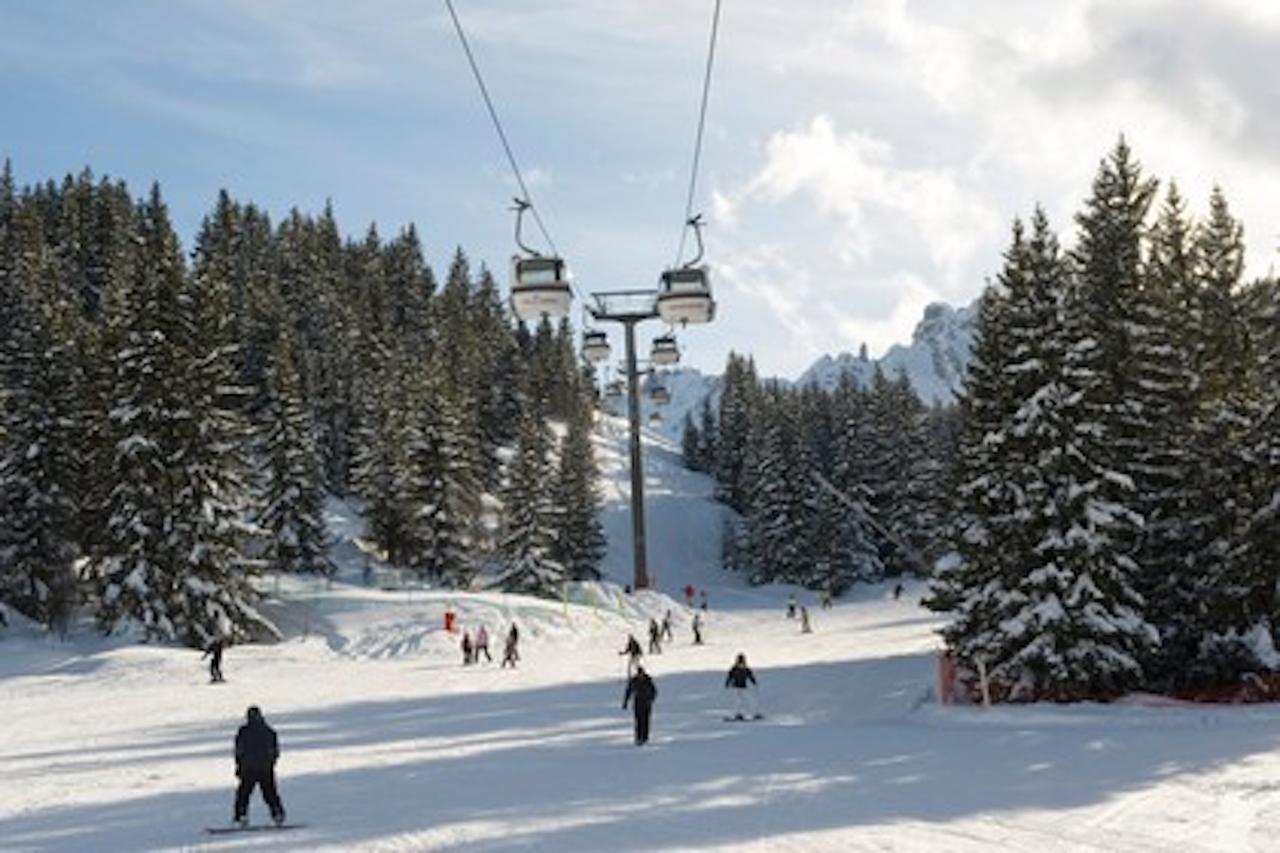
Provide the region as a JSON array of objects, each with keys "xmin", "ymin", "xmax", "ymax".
[{"xmin": 205, "ymin": 824, "xmax": 306, "ymax": 834}]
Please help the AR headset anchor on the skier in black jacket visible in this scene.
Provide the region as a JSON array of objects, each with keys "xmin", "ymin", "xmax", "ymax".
[
  {"xmin": 233, "ymin": 706, "xmax": 286, "ymax": 827},
  {"xmin": 622, "ymin": 666, "xmax": 658, "ymax": 745},
  {"xmin": 724, "ymin": 653, "xmax": 759, "ymax": 720},
  {"xmin": 620, "ymin": 634, "xmax": 643, "ymax": 677},
  {"xmin": 203, "ymin": 638, "xmax": 225, "ymax": 683}
]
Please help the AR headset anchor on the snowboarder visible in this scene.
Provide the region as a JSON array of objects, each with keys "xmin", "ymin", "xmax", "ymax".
[
  {"xmin": 622, "ymin": 665, "xmax": 658, "ymax": 745},
  {"xmin": 620, "ymin": 634, "xmax": 643, "ymax": 676},
  {"xmin": 501, "ymin": 624, "xmax": 520, "ymax": 668},
  {"xmin": 684, "ymin": 584, "xmax": 695, "ymax": 607},
  {"xmin": 461, "ymin": 631, "xmax": 473, "ymax": 665},
  {"xmin": 800, "ymin": 605, "xmax": 812, "ymax": 634},
  {"xmin": 700, "ymin": 589, "xmax": 708, "ymax": 611},
  {"xmin": 786, "ymin": 594, "xmax": 797, "ymax": 619},
  {"xmin": 232, "ymin": 706, "xmax": 286, "ymax": 828},
  {"xmin": 648, "ymin": 618, "xmax": 663, "ymax": 654},
  {"xmin": 661, "ymin": 610, "xmax": 674, "ymax": 642},
  {"xmin": 203, "ymin": 638, "xmax": 226, "ymax": 683},
  {"xmin": 724, "ymin": 653, "xmax": 759, "ymax": 720},
  {"xmin": 691, "ymin": 612, "xmax": 703, "ymax": 645},
  {"xmin": 820, "ymin": 589, "xmax": 832, "ymax": 610},
  {"xmin": 474, "ymin": 625, "xmax": 492, "ymax": 663}
]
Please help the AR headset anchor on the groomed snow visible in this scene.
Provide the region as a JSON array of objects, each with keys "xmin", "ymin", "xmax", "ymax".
[{"xmin": 2, "ymin": 416, "xmax": 1279, "ymax": 851}]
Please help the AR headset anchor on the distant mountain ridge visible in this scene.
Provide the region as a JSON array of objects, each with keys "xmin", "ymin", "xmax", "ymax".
[
  {"xmin": 611, "ymin": 300, "xmax": 977, "ymax": 441},
  {"xmin": 796, "ymin": 301, "xmax": 977, "ymax": 404}
]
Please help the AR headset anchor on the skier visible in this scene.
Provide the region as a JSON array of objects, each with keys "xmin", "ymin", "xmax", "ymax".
[
  {"xmin": 232, "ymin": 706, "xmax": 286, "ymax": 828},
  {"xmin": 474, "ymin": 625, "xmax": 492, "ymax": 663},
  {"xmin": 820, "ymin": 588, "xmax": 832, "ymax": 610},
  {"xmin": 724, "ymin": 653, "xmax": 759, "ymax": 720},
  {"xmin": 786, "ymin": 593, "xmax": 797, "ymax": 619},
  {"xmin": 461, "ymin": 631, "xmax": 473, "ymax": 665},
  {"xmin": 648, "ymin": 618, "xmax": 663, "ymax": 655},
  {"xmin": 501, "ymin": 623, "xmax": 520, "ymax": 668},
  {"xmin": 684, "ymin": 583, "xmax": 695, "ymax": 607},
  {"xmin": 203, "ymin": 638, "xmax": 226, "ymax": 683},
  {"xmin": 691, "ymin": 612, "xmax": 703, "ymax": 645},
  {"xmin": 660, "ymin": 610, "xmax": 674, "ymax": 643},
  {"xmin": 893, "ymin": 582, "xmax": 904, "ymax": 600},
  {"xmin": 620, "ymin": 634, "xmax": 643, "ymax": 677},
  {"xmin": 622, "ymin": 665, "xmax": 658, "ymax": 745},
  {"xmin": 700, "ymin": 589, "xmax": 708, "ymax": 611},
  {"xmin": 800, "ymin": 605, "xmax": 812, "ymax": 634}
]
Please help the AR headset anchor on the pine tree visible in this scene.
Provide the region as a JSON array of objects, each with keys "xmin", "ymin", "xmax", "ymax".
[
  {"xmin": 551, "ymin": 403, "xmax": 607, "ymax": 581},
  {"xmin": 681, "ymin": 411, "xmax": 704, "ymax": 471},
  {"xmin": 494, "ymin": 406, "xmax": 565, "ymax": 596},
  {"xmin": 259, "ymin": 332, "xmax": 333, "ymax": 576}
]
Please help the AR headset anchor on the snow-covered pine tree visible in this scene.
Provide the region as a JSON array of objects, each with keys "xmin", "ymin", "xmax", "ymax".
[
  {"xmin": 259, "ymin": 331, "xmax": 334, "ymax": 577},
  {"xmin": 94, "ymin": 185, "xmax": 275, "ymax": 646},
  {"xmin": 0, "ymin": 202, "xmax": 80, "ymax": 628},
  {"xmin": 715, "ymin": 353, "xmax": 758, "ymax": 513},
  {"xmin": 698, "ymin": 395, "xmax": 718, "ymax": 471},
  {"xmin": 994, "ymin": 208, "xmax": 1156, "ymax": 700},
  {"xmin": 351, "ymin": 340, "xmax": 414, "ymax": 566},
  {"xmin": 1133, "ymin": 186, "xmax": 1213, "ymax": 684},
  {"xmin": 551, "ymin": 401, "xmax": 607, "ymax": 581},
  {"xmin": 402, "ymin": 364, "xmax": 481, "ymax": 588},
  {"xmin": 494, "ymin": 404, "xmax": 565, "ymax": 597},
  {"xmin": 744, "ymin": 387, "xmax": 807, "ymax": 584},
  {"xmin": 681, "ymin": 410, "xmax": 704, "ymax": 471}
]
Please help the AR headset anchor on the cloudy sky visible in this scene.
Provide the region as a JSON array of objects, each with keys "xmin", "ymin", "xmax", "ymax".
[{"xmin": 3, "ymin": 0, "xmax": 1278, "ymax": 378}]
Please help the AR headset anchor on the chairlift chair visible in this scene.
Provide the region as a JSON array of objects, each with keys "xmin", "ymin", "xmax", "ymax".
[
  {"xmin": 582, "ymin": 329, "xmax": 611, "ymax": 363},
  {"xmin": 650, "ymin": 333, "xmax": 680, "ymax": 366},
  {"xmin": 509, "ymin": 199, "xmax": 572, "ymax": 321},
  {"xmin": 649, "ymin": 383, "xmax": 671, "ymax": 406},
  {"xmin": 657, "ymin": 215, "xmax": 715, "ymax": 326}
]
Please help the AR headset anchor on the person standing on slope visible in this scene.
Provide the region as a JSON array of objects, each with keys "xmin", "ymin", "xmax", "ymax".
[
  {"xmin": 684, "ymin": 584, "xmax": 695, "ymax": 607},
  {"xmin": 648, "ymin": 618, "xmax": 663, "ymax": 655},
  {"xmin": 461, "ymin": 631, "xmax": 473, "ymax": 665},
  {"xmin": 622, "ymin": 665, "xmax": 658, "ymax": 745},
  {"xmin": 203, "ymin": 637, "xmax": 226, "ymax": 683},
  {"xmin": 501, "ymin": 623, "xmax": 520, "ymax": 668},
  {"xmin": 820, "ymin": 588, "xmax": 832, "ymax": 610},
  {"xmin": 232, "ymin": 706, "xmax": 286, "ymax": 828},
  {"xmin": 800, "ymin": 605, "xmax": 813, "ymax": 634},
  {"xmin": 692, "ymin": 612, "xmax": 704, "ymax": 645},
  {"xmin": 661, "ymin": 610, "xmax": 674, "ymax": 643},
  {"xmin": 620, "ymin": 634, "xmax": 643, "ymax": 677},
  {"xmin": 724, "ymin": 653, "xmax": 759, "ymax": 720},
  {"xmin": 786, "ymin": 593, "xmax": 797, "ymax": 619},
  {"xmin": 474, "ymin": 625, "xmax": 492, "ymax": 663}
]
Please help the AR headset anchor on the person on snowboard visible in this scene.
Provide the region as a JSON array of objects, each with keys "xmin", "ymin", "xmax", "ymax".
[
  {"xmin": 233, "ymin": 706, "xmax": 286, "ymax": 828},
  {"xmin": 725, "ymin": 653, "xmax": 759, "ymax": 720},
  {"xmin": 501, "ymin": 623, "xmax": 520, "ymax": 668},
  {"xmin": 203, "ymin": 638, "xmax": 226, "ymax": 683},
  {"xmin": 474, "ymin": 625, "xmax": 492, "ymax": 663},
  {"xmin": 622, "ymin": 665, "xmax": 658, "ymax": 745},
  {"xmin": 620, "ymin": 634, "xmax": 643, "ymax": 676},
  {"xmin": 648, "ymin": 618, "xmax": 663, "ymax": 655},
  {"xmin": 692, "ymin": 612, "xmax": 704, "ymax": 645}
]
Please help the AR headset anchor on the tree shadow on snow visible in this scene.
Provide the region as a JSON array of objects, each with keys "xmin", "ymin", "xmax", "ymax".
[{"xmin": 6, "ymin": 652, "xmax": 1280, "ymax": 851}]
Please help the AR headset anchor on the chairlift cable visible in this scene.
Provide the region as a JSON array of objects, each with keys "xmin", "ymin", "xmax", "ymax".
[
  {"xmin": 443, "ymin": 0, "xmax": 563, "ymax": 267},
  {"xmin": 674, "ymin": 0, "xmax": 724, "ymax": 267}
]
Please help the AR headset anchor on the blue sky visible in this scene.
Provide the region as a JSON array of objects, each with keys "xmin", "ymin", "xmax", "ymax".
[{"xmin": 4, "ymin": 0, "xmax": 1278, "ymax": 378}]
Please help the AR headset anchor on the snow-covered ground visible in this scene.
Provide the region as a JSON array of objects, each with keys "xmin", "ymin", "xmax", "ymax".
[{"xmin": 3, "ymin": 416, "xmax": 1280, "ymax": 851}]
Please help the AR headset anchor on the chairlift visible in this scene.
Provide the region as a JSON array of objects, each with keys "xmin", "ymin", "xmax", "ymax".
[
  {"xmin": 650, "ymin": 333, "xmax": 680, "ymax": 366},
  {"xmin": 649, "ymin": 383, "xmax": 671, "ymax": 406},
  {"xmin": 582, "ymin": 328, "xmax": 611, "ymax": 363},
  {"xmin": 509, "ymin": 199, "xmax": 572, "ymax": 321},
  {"xmin": 657, "ymin": 215, "xmax": 715, "ymax": 326},
  {"xmin": 605, "ymin": 380, "xmax": 624, "ymax": 400},
  {"xmin": 649, "ymin": 411, "xmax": 663, "ymax": 424}
]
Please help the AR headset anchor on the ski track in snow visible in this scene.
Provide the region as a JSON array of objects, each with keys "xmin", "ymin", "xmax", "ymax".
[{"xmin": 2, "ymin": 415, "xmax": 1280, "ymax": 851}]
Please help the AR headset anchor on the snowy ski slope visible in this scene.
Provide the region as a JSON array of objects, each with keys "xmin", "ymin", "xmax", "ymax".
[{"xmin": 2, "ymin": 416, "xmax": 1280, "ymax": 851}]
